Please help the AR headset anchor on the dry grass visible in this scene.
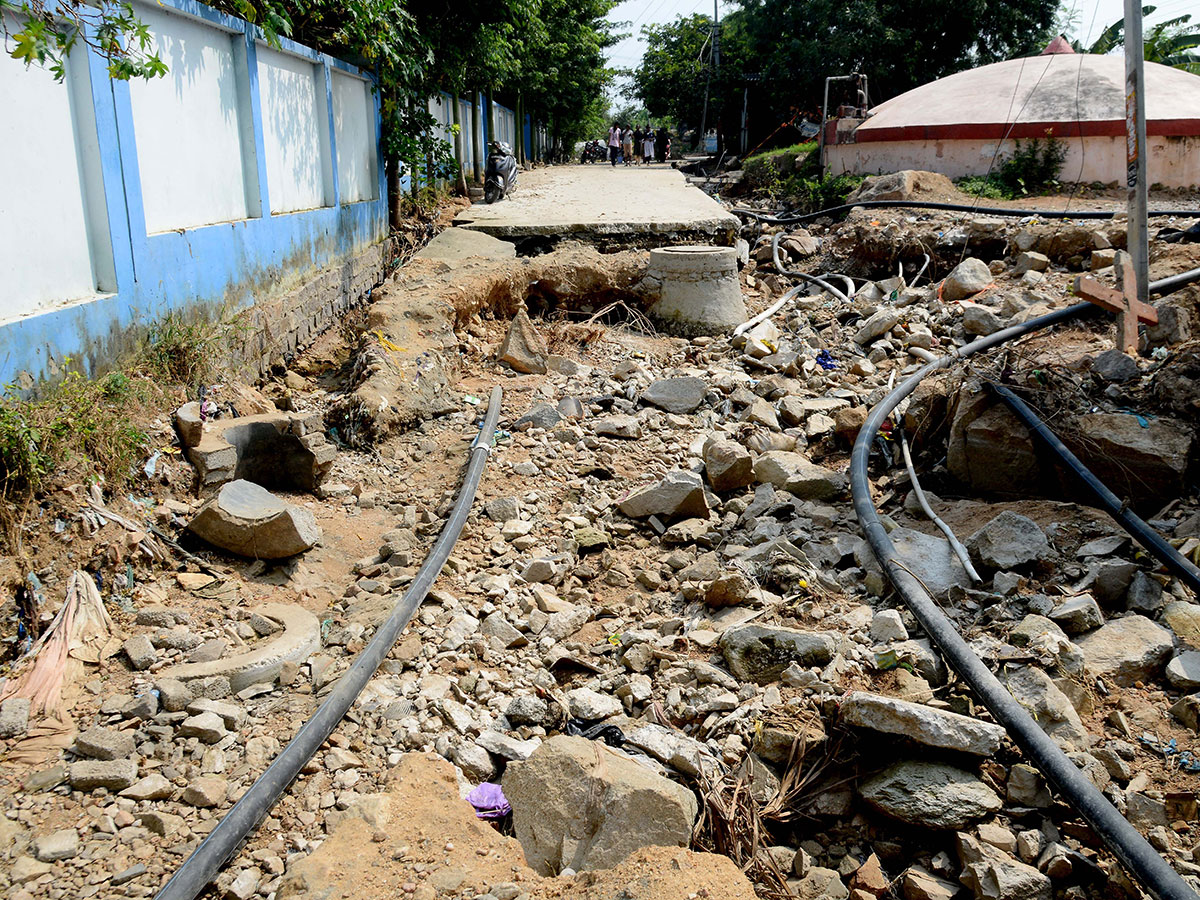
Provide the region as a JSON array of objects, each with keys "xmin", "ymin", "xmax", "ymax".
[{"xmin": 692, "ymin": 725, "xmax": 845, "ymax": 898}]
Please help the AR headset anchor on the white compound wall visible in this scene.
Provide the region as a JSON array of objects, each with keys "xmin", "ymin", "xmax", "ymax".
[
  {"xmin": 332, "ymin": 71, "xmax": 378, "ymax": 203},
  {"xmin": 258, "ymin": 45, "xmax": 332, "ymax": 214}
]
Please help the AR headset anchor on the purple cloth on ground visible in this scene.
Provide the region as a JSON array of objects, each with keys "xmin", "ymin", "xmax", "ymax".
[{"xmin": 467, "ymin": 782, "xmax": 511, "ymax": 819}]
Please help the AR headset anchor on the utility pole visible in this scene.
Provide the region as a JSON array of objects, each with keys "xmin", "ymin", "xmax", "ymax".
[
  {"xmin": 1124, "ymin": 0, "xmax": 1149, "ymax": 307},
  {"xmin": 698, "ymin": 0, "xmax": 719, "ymax": 153}
]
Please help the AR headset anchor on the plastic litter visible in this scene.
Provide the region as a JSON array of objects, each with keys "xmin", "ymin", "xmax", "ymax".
[
  {"xmin": 466, "ymin": 782, "xmax": 511, "ymax": 819},
  {"xmin": 565, "ymin": 718, "xmax": 626, "ymax": 747},
  {"xmin": 815, "ymin": 349, "xmax": 837, "ymax": 370}
]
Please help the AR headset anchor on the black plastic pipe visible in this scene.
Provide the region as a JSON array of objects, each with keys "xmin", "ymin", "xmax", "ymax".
[
  {"xmin": 1149, "ymin": 266, "xmax": 1200, "ymax": 297},
  {"xmin": 850, "ymin": 299, "xmax": 1199, "ymax": 900},
  {"xmin": 733, "ymin": 200, "xmax": 1200, "ymax": 224},
  {"xmin": 992, "ymin": 382, "xmax": 1200, "ymax": 595},
  {"xmin": 155, "ymin": 386, "xmax": 504, "ymax": 900}
]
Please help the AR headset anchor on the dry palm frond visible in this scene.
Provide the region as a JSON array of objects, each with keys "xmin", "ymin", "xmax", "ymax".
[{"xmin": 0, "ymin": 571, "xmax": 118, "ymax": 764}]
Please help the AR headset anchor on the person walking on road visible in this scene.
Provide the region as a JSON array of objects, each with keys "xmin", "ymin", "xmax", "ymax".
[
  {"xmin": 642, "ymin": 132, "xmax": 655, "ymax": 165},
  {"xmin": 633, "ymin": 127, "xmax": 644, "ymax": 165},
  {"xmin": 656, "ymin": 127, "xmax": 670, "ymax": 163},
  {"xmin": 607, "ymin": 123, "xmax": 621, "ymax": 166},
  {"xmin": 622, "ymin": 125, "xmax": 634, "ymax": 166}
]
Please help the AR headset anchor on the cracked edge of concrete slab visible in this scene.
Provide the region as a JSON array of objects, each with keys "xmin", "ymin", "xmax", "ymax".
[
  {"xmin": 458, "ymin": 217, "xmax": 739, "ymax": 239},
  {"xmin": 159, "ymin": 602, "xmax": 321, "ymax": 692}
]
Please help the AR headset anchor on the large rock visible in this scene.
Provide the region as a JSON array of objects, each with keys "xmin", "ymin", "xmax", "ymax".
[
  {"xmin": 720, "ymin": 624, "xmax": 836, "ymax": 684},
  {"xmin": 503, "ymin": 735, "xmax": 698, "ymax": 874},
  {"xmin": 882, "ymin": 528, "xmax": 972, "ymax": 598},
  {"xmin": 839, "ymin": 692, "xmax": 1004, "ymax": 756},
  {"xmin": 860, "ymin": 761, "xmax": 1002, "ymax": 829},
  {"xmin": 497, "ymin": 308, "xmax": 548, "ymax": 374},
  {"xmin": 1069, "ymin": 412, "xmax": 1193, "ymax": 510},
  {"xmin": 942, "ymin": 258, "xmax": 992, "ymax": 302},
  {"xmin": 947, "ymin": 393, "xmax": 1043, "ymax": 496},
  {"xmin": 1000, "ymin": 666, "xmax": 1089, "ymax": 750},
  {"xmin": 619, "ymin": 471, "xmax": 710, "ymax": 521},
  {"xmin": 957, "ymin": 832, "xmax": 1052, "ymax": 900},
  {"xmin": 640, "ymin": 377, "xmax": 708, "ymax": 414},
  {"xmin": 187, "ymin": 480, "xmax": 320, "ymax": 559},
  {"xmin": 703, "ymin": 440, "xmax": 753, "ymax": 492},
  {"xmin": 965, "ymin": 511, "xmax": 1049, "ymax": 571},
  {"xmin": 1076, "ymin": 615, "xmax": 1174, "ymax": 686},
  {"xmin": 752, "ymin": 451, "xmax": 846, "ymax": 500},
  {"xmin": 847, "ymin": 170, "xmax": 956, "ymax": 203}
]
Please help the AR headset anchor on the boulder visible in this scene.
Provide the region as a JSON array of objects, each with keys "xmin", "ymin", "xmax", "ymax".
[
  {"xmin": 839, "ymin": 692, "xmax": 1005, "ymax": 756},
  {"xmin": 187, "ymin": 480, "xmax": 319, "ymax": 559},
  {"xmin": 752, "ymin": 451, "xmax": 846, "ymax": 500},
  {"xmin": 860, "ymin": 761, "xmax": 1002, "ymax": 829},
  {"xmin": 595, "ymin": 415, "xmax": 642, "ymax": 439},
  {"xmin": 1069, "ymin": 412, "xmax": 1193, "ymax": 510},
  {"xmin": 847, "ymin": 171, "xmax": 956, "ymax": 203},
  {"xmin": 1167, "ymin": 650, "xmax": 1200, "ymax": 690},
  {"xmin": 942, "ymin": 258, "xmax": 992, "ymax": 302},
  {"xmin": 874, "ymin": 528, "xmax": 972, "ymax": 599},
  {"xmin": 640, "ymin": 377, "xmax": 708, "ymax": 414},
  {"xmin": 965, "ymin": 511, "xmax": 1049, "ymax": 570},
  {"xmin": 1091, "ymin": 349, "xmax": 1139, "ymax": 383},
  {"xmin": 1076, "ymin": 615, "xmax": 1174, "ymax": 686},
  {"xmin": 703, "ymin": 440, "xmax": 754, "ymax": 492},
  {"xmin": 956, "ymin": 833, "xmax": 1052, "ymax": 900},
  {"xmin": 720, "ymin": 624, "xmax": 837, "ymax": 684},
  {"xmin": 497, "ymin": 308, "xmax": 548, "ymax": 374},
  {"xmin": 999, "ymin": 666, "xmax": 1089, "ymax": 750},
  {"xmin": 962, "ymin": 304, "xmax": 1006, "ymax": 337},
  {"xmin": 618, "ymin": 471, "xmax": 710, "ymax": 521},
  {"xmin": 503, "ymin": 735, "xmax": 698, "ymax": 874}
]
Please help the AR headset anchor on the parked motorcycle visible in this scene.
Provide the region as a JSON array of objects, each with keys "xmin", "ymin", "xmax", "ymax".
[
  {"xmin": 579, "ymin": 140, "xmax": 605, "ymax": 164},
  {"xmin": 484, "ymin": 140, "xmax": 518, "ymax": 204}
]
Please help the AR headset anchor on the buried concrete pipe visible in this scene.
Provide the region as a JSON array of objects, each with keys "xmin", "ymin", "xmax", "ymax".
[{"xmin": 159, "ymin": 602, "xmax": 321, "ymax": 693}]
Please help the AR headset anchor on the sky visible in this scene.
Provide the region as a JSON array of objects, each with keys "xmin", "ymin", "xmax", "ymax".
[{"xmin": 603, "ymin": 0, "xmax": 1196, "ymax": 102}]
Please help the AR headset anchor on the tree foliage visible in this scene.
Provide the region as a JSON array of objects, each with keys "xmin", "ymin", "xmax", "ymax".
[
  {"xmin": 1077, "ymin": 4, "xmax": 1200, "ymax": 72},
  {"xmin": 630, "ymin": 0, "xmax": 1059, "ymax": 148}
]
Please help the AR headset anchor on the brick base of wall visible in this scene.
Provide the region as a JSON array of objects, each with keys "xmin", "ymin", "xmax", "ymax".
[{"xmin": 229, "ymin": 238, "xmax": 393, "ymax": 380}]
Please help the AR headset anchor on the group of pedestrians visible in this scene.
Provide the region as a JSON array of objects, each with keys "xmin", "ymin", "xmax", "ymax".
[{"xmin": 606, "ymin": 123, "xmax": 670, "ymax": 166}]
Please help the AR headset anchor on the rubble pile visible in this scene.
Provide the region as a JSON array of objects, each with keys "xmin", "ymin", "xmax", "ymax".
[{"xmin": 3, "ymin": 206, "xmax": 1200, "ymax": 900}]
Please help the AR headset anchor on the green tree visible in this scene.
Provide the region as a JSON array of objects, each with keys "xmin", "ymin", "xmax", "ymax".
[
  {"xmin": 1076, "ymin": 5, "xmax": 1200, "ymax": 72},
  {"xmin": 632, "ymin": 0, "xmax": 1057, "ymax": 150}
]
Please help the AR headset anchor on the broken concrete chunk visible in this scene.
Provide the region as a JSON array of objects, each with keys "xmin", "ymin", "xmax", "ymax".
[
  {"xmin": 176, "ymin": 405, "xmax": 334, "ymax": 493},
  {"xmin": 503, "ymin": 734, "xmax": 697, "ymax": 874},
  {"xmin": 839, "ymin": 691, "xmax": 1004, "ymax": 756},
  {"xmin": 0, "ymin": 697, "xmax": 31, "ymax": 739},
  {"xmin": 497, "ymin": 308, "xmax": 548, "ymax": 374},
  {"xmin": 187, "ymin": 480, "xmax": 320, "ymax": 559},
  {"xmin": 957, "ymin": 832, "xmax": 1052, "ymax": 900},
  {"xmin": 160, "ymin": 603, "xmax": 319, "ymax": 692}
]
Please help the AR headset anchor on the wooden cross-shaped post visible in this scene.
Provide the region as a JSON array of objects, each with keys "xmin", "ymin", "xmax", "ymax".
[{"xmin": 1073, "ymin": 250, "xmax": 1157, "ymax": 355}]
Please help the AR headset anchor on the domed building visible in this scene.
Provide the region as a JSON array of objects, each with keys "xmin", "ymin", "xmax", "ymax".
[{"xmin": 824, "ymin": 44, "xmax": 1200, "ymax": 188}]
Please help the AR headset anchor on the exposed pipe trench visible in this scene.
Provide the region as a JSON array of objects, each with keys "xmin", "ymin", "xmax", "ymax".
[
  {"xmin": 154, "ymin": 386, "xmax": 504, "ymax": 900},
  {"xmin": 851, "ymin": 280, "xmax": 1200, "ymax": 900},
  {"xmin": 733, "ymin": 200, "xmax": 1200, "ymax": 224},
  {"xmin": 991, "ymin": 382, "xmax": 1200, "ymax": 595}
]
